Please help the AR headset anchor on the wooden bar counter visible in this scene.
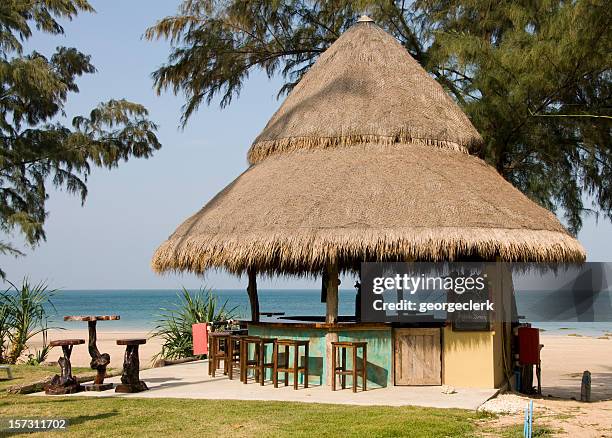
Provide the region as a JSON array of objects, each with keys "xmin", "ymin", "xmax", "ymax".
[
  {"xmin": 248, "ymin": 318, "xmax": 504, "ymax": 389},
  {"xmin": 247, "ymin": 319, "xmax": 393, "ymax": 388}
]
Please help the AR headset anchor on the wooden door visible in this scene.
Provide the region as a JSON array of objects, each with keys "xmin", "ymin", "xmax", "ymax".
[{"xmin": 394, "ymin": 328, "xmax": 442, "ymax": 385}]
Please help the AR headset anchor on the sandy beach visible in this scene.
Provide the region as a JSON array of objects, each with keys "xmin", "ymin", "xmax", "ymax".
[{"xmin": 539, "ymin": 334, "xmax": 612, "ymax": 401}]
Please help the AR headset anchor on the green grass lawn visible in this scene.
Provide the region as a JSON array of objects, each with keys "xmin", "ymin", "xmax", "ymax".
[
  {"xmin": 0, "ymin": 365, "xmax": 502, "ymax": 437},
  {"xmin": 0, "ymin": 396, "xmax": 490, "ymax": 437},
  {"xmin": 493, "ymin": 424, "xmax": 556, "ymax": 437}
]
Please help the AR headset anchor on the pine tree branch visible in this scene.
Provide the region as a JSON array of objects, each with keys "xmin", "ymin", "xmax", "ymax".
[{"xmin": 528, "ymin": 109, "xmax": 612, "ymax": 120}]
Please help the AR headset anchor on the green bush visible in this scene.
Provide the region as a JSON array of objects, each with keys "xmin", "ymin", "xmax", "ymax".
[
  {"xmin": 0, "ymin": 279, "xmax": 54, "ymax": 364},
  {"xmin": 153, "ymin": 287, "xmax": 240, "ymax": 360},
  {"xmin": 26, "ymin": 326, "xmax": 52, "ymax": 365}
]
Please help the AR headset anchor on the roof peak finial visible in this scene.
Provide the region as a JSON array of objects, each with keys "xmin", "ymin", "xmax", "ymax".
[{"xmin": 357, "ymin": 15, "xmax": 374, "ymax": 23}]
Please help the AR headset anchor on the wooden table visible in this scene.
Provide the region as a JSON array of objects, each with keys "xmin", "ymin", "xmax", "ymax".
[{"xmin": 64, "ymin": 315, "xmax": 120, "ymax": 391}]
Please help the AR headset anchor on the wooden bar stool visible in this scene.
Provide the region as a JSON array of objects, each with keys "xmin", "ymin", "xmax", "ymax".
[
  {"xmin": 331, "ymin": 341, "xmax": 367, "ymax": 392},
  {"xmin": 239, "ymin": 336, "xmax": 259, "ymax": 382},
  {"xmin": 273, "ymin": 339, "xmax": 309, "ymax": 390},
  {"xmin": 208, "ymin": 331, "xmax": 231, "ymax": 377},
  {"xmin": 241, "ymin": 336, "xmax": 276, "ymax": 385},
  {"xmin": 45, "ymin": 339, "xmax": 85, "ymax": 394},
  {"xmin": 227, "ymin": 334, "xmax": 248, "ymax": 380},
  {"xmin": 115, "ymin": 338, "xmax": 148, "ymax": 393}
]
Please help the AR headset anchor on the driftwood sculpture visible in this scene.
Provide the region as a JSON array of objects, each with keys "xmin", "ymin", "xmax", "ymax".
[
  {"xmin": 64, "ymin": 315, "xmax": 119, "ymax": 391},
  {"xmin": 45, "ymin": 339, "xmax": 85, "ymax": 395},
  {"xmin": 115, "ymin": 338, "xmax": 148, "ymax": 393}
]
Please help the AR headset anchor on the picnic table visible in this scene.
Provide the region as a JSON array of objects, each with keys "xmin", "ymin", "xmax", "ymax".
[{"xmin": 64, "ymin": 315, "xmax": 119, "ymax": 391}]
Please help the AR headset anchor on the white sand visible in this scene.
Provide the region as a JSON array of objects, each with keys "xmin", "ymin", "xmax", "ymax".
[{"xmin": 539, "ymin": 334, "xmax": 612, "ymax": 401}]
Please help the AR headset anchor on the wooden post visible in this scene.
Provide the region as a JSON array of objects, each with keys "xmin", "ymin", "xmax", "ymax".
[
  {"xmin": 247, "ymin": 267, "xmax": 260, "ymax": 322},
  {"xmin": 325, "ymin": 261, "xmax": 339, "ymax": 386},
  {"xmin": 326, "ymin": 262, "xmax": 339, "ymax": 324}
]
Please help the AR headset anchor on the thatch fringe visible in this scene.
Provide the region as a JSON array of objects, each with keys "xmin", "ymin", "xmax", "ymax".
[
  {"xmin": 152, "ymin": 228, "xmax": 586, "ymax": 276},
  {"xmin": 248, "ymin": 132, "xmax": 472, "ymax": 165}
]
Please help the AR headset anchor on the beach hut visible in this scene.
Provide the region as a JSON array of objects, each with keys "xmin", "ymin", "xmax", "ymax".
[{"xmin": 153, "ymin": 16, "xmax": 585, "ymax": 389}]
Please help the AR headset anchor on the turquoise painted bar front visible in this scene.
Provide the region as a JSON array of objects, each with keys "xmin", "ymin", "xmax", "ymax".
[{"xmin": 248, "ymin": 324, "xmax": 393, "ymax": 388}]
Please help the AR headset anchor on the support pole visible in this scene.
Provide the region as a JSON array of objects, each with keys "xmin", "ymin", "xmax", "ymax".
[
  {"xmin": 247, "ymin": 267, "xmax": 260, "ymax": 322},
  {"xmin": 325, "ymin": 261, "xmax": 339, "ymax": 324},
  {"xmin": 325, "ymin": 261, "xmax": 339, "ymax": 385}
]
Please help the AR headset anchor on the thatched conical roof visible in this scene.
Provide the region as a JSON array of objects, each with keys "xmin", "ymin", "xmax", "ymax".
[
  {"xmin": 248, "ymin": 16, "xmax": 483, "ymax": 165},
  {"xmin": 152, "ymin": 18, "xmax": 585, "ymax": 276}
]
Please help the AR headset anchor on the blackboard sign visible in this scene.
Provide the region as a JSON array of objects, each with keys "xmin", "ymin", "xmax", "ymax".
[{"xmin": 451, "ymin": 277, "xmax": 491, "ymax": 331}]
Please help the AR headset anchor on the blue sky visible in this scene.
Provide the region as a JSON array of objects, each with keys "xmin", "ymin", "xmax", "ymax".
[{"xmin": 1, "ymin": 1, "xmax": 610, "ymax": 290}]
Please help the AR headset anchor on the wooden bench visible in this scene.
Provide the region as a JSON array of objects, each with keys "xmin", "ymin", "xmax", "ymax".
[
  {"xmin": 45, "ymin": 339, "xmax": 85, "ymax": 395},
  {"xmin": 115, "ymin": 338, "xmax": 148, "ymax": 393}
]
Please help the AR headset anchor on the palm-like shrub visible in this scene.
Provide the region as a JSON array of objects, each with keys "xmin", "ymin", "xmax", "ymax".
[
  {"xmin": 0, "ymin": 279, "xmax": 54, "ymax": 364},
  {"xmin": 0, "ymin": 301, "xmax": 9, "ymax": 362},
  {"xmin": 153, "ymin": 287, "xmax": 240, "ymax": 360},
  {"xmin": 26, "ymin": 322, "xmax": 52, "ymax": 365}
]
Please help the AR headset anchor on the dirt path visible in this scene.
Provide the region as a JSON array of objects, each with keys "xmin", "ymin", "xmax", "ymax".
[{"xmin": 479, "ymin": 397, "xmax": 612, "ymax": 437}]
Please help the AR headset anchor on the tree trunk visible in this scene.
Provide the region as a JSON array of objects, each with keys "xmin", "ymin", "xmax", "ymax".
[
  {"xmin": 325, "ymin": 261, "xmax": 339, "ymax": 324},
  {"xmin": 325, "ymin": 261, "xmax": 339, "ymax": 386},
  {"xmin": 247, "ymin": 267, "xmax": 260, "ymax": 322}
]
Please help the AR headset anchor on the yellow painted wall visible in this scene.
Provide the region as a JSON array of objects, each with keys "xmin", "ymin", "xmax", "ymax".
[
  {"xmin": 443, "ymin": 325, "xmax": 506, "ymax": 388},
  {"xmin": 491, "ymin": 322, "xmax": 510, "ymax": 388},
  {"xmin": 441, "ymin": 262, "xmax": 514, "ymax": 388}
]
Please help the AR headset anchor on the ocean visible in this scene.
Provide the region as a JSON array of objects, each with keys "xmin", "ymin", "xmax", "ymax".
[
  {"xmin": 45, "ymin": 289, "xmax": 356, "ymax": 331},
  {"xmin": 43, "ymin": 289, "xmax": 612, "ymax": 336}
]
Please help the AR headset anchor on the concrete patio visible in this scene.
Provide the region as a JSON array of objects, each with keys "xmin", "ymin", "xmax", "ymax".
[{"xmin": 33, "ymin": 360, "xmax": 498, "ymax": 410}]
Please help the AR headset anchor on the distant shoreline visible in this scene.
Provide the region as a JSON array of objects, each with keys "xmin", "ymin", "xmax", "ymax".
[{"xmin": 39, "ymin": 289, "xmax": 611, "ymax": 335}]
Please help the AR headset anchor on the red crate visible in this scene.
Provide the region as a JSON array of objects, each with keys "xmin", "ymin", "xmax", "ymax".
[{"xmin": 518, "ymin": 327, "xmax": 540, "ymax": 365}]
